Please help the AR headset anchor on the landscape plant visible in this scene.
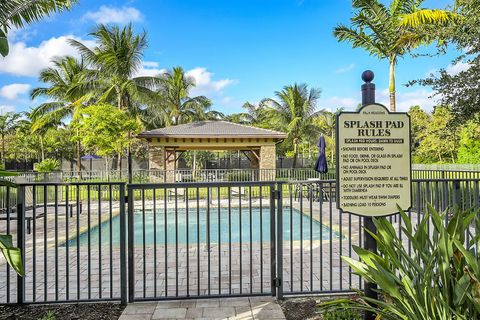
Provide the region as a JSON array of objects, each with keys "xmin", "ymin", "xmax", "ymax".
[
  {"xmin": 0, "ymin": 0, "xmax": 77, "ymax": 57},
  {"xmin": 35, "ymin": 158, "xmax": 60, "ymax": 172},
  {"xmin": 0, "ymin": 170, "xmax": 23, "ymax": 276},
  {"xmin": 319, "ymin": 204, "xmax": 480, "ymax": 320},
  {"xmin": 333, "ymin": 0, "xmax": 458, "ymax": 111}
]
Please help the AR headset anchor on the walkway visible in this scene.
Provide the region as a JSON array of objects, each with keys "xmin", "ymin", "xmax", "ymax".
[{"xmin": 118, "ymin": 296, "xmax": 286, "ymax": 320}]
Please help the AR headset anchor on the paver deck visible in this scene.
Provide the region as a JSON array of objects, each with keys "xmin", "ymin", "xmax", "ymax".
[{"xmin": 119, "ymin": 296, "xmax": 286, "ymax": 320}]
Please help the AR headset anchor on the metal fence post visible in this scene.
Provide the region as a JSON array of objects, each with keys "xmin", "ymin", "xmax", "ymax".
[
  {"xmin": 16, "ymin": 185, "xmax": 25, "ymax": 305},
  {"xmin": 453, "ymin": 180, "xmax": 461, "ymax": 211},
  {"xmin": 270, "ymin": 184, "xmax": 277, "ymax": 297},
  {"xmin": 127, "ymin": 185, "xmax": 135, "ymax": 303},
  {"xmin": 276, "ymin": 182, "xmax": 284, "ymax": 300},
  {"xmin": 119, "ymin": 184, "xmax": 128, "ymax": 305}
]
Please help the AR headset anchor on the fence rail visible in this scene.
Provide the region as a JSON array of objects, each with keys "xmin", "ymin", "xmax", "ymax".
[
  {"xmin": 0, "ymin": 177, "xmax": 478, "ymax": 304},
  {"xmin": 13, "ymin": 167, "xmax": 480, "ymax": 183}
]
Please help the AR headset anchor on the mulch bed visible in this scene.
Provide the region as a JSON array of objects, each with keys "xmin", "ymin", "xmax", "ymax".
[
  {"xmin": 280, "ymin": 295, "xmax": 361, "ymax": 320},
  {"xmin": 0, "ymin": 303, "xmax": 125, "ymax": 320}
]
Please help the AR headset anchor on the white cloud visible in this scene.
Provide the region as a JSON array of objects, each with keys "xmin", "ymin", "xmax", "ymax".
[
  {"xmin": 0, "ymin": 105, "xmax": 15, "ymax": 114},
  {"xmin": 322, "ymin": 88, "xmax": 437, "ymax": 112},
  {"xmin": 0, "ymin": 35, "xmax": 96, "ymax": 77},
  {"xmin": 335, "ymin": 63, "xmax": 355, "ymax": 74},
  {"xmin": 377, "ymin": 88, "xmax": 437, "ymax": 112},
  {"xmin": 0, "ymin": 83, "xmax": 31, "ymax": 100},
  {"xmin": 186, "ymin": 67, "xmax": 237, "ymax": 96},
  {"xmin": 446, "ymin": 61, "xmax": 470, "ymax": 76},
  {"xmin": 134, "ymin": 62, "xmax": 166, "ymax": 77},
  {"xmin": 83, "ymin": 6, "xmax": 142, "ymax": 24},
  {"xmin": 323, "ymin": 96, "xmax": 358, "ymax": 109}
]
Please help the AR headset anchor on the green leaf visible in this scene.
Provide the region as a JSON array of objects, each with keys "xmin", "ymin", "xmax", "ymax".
[
  {"xmin": 0, "ymin": 234, "xmax": 23, "ymax": 276},
  {"xmin": 0, "ymin": 29, "xmax": 8, "ymax": 57}
]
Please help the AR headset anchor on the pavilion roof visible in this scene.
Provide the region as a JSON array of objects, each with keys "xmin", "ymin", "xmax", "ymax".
[{"xmin": 138, "ymin": 121, "xmax": 287, "ymax": 139}]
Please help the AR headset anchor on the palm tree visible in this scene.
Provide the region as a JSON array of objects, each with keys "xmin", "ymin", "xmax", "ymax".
[
  {"xmin": 0, "ymin": 0, "xmax": 77, "ymax": 57},
  {"xmin": 0, "ymin": 112, "xmax": 22, "ymax": 164},
  {"xmin": 31, "ymin": 55, "xmax": 88, "ymax": 173},
  {"xmin": 155, "ymin": 67, "xmax": 212, "ymax": 126},
  {"xmin": 333, "ymin": 0, "xmax": 458, "ymax": 112},
  {"xmin": 68, "ymin": 24, "xmax": 159, "ymax": 114},
  {"xmin": 68, "ymin": 24, "xmax": 161, "ymax": 182},
  {"xmin": 261, "ymin": 83, "xmax": 321, "ymax": 168}
]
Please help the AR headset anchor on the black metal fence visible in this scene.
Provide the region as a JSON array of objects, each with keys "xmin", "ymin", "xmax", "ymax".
[{"xmin": 0, "ymin": 177, "xmax": 478, "ymax": 305}]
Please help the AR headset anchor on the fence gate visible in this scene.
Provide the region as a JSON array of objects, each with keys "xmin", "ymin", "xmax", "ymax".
[{"xmin": 127, "ymin": 181, "xmax": 280, "ymax": 301}]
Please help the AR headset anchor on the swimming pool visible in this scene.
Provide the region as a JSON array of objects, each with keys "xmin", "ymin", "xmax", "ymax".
[{"xmin": 66, "ymin": 207, "xmax": 341, "ymax": 246}]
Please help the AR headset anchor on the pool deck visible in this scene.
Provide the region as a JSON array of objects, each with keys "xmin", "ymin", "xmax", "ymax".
[
  {"xmin": 0, "ymin": 196, "xmax": 413, "ymax": 303},
  {"xmin": 119, "ymin": 296, "xmax": 286, "ymax": 320}
]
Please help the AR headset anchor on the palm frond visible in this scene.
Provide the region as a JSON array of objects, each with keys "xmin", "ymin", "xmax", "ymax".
[
  {"xmin": 0, "ymin": 0, "xmax": 78, "ymax": 28},
  {"xmin": 399, "ymin": 9, "xmax": 460, "ymax": 28}
]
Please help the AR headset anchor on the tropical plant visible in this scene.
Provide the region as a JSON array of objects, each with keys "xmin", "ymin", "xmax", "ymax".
[
  {"xmin": 261, "ymin": 83, "xmax": 321, "ymax": 167},
  {"xmin": 321, "ymin": 308, "xmax": 362, "ymax": 320},
  {"xmin": 69, "ymin": 24, "xmax": 160, "ymax": 180},
  {"xmin": 153, "ymin": 66, "xmax": 212, "ymax": 127},
  {"xmin": 31, "ymin": 55, "xmax": 89, "ymax": 171},
  {"xmin": 0, "ymin": 112, "xmax": 22, "ymax": 163},
  {"xmin": 413, "ymin": 0, "xmax": 480, "ymax": 121},
  {"xmin": 73, "ymin": 104, "xmax": 141, "ymax": 174},
  {"xmin": 319, "ymin": 204, "xmax": 480, "ymax": 320},
  {"xmin": 333, "ymin": 0, "xmax": 458, "ymax": 111},
  {"xmin": 0, "ymin": 0, "xmax": 77, "ymax": 57},
  {"xmin": 34, "ymin": 158, "xmax": 60, "ymax": 172},
  {"xmin": 0, "ymin": 170, "xmax": 23, "ymax": 276}
]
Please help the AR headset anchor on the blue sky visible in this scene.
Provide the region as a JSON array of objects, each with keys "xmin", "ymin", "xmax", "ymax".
[{"xmin": 0, "ymin": 0, "xmax": 460, "ymax": 115}]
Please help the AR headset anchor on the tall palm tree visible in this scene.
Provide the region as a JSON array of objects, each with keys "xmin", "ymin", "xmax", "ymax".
[
  {"xmin": 68, "ymin": 24, "xmax": 161, "ymax": 182},
  {"xmin": 0, "ymin": 0, "xmax": 77, "ymax": 57},
  {"xmin": 154, "ymin": 67, "xmax": 212, "ymax": 126},
  {"xmin": 68, "ymin": 24, "xmax": 159, "ymax": 114},
  {"xmin": 333, "ymin": 0, "xmax": 458, "ymax": 112},
  {"xmin": 261, "ymin": 83, "xmax": 321, "ymax": 168},
  {"xmin": 31, "ymin": 55, "xmax": 88, "ymax": 172},
  {"xmin": 0, "ymin": 112, "xmax": 22, "ymax": 164}
]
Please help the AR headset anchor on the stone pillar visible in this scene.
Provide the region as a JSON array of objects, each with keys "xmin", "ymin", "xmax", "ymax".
[
  {"xmin": 149, "ymin": 145, "xmax": 165, "ymax": 170},
  {"xmin": 259, "ymin": 145, "xmax": 276, "ymax": 180},
  {"xmin": 165, "ymin": 149, "xmax": 176, "ymax": 183},
  {"xmin": 148, "ymin": 145, "xmax": 165, "ymax": 182}
]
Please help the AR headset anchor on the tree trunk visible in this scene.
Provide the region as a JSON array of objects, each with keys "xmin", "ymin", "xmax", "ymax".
[
  {"xmin": 1, "ymin": 133, "xmax": 4, "ymax": 165},
  {"xmin": 293, "ymin": 142, "xmax": 299, "ymax": 168},
  {"xmin": 389, "ymin": 58, "xmax": 396, "ymax": 112},
  {"xmin": 193, "ymin": 151, "xmax": 197, "ymax": 178},
  {"xmin": 77, "ymin": 141, "xmax": 81, "ymax": 174},
  {"xmin": 40, "ymin": 137, "xmax": 45, "ymax": 161}
]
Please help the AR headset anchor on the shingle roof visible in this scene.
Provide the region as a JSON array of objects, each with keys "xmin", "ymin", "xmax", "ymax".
[{"xmin": 138, "ymin": 121, "xmax": 287, "ymax": 139}]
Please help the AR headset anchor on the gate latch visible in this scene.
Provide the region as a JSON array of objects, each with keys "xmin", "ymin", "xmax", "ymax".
[
  {"xmin": 273, "ymin": 277, "xmax": 282, "ymax": 288},
  {"xmin": 271, "ymin": 190, "xmax": 281, "ymax": 200}
]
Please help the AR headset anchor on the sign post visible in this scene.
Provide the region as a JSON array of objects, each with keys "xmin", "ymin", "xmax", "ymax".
[{"xmin": 336, "ymin": 71, "xmax": 411, "ymax": 320}]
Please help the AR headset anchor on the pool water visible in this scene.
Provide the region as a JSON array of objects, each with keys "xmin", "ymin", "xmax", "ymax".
[{"xmin": 66, "ymin": 207, "xmax": 341, "ymax": 246}]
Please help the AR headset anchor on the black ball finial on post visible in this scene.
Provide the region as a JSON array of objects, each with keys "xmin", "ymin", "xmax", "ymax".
[{"xmin": 361, "ymin": 70, "xmax": 376, "ymax": 106}]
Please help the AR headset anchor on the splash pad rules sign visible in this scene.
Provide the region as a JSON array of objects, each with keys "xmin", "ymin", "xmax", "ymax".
[{"xmin": 336, "ymin": 103, "xmax": 412, "ymax": 217}]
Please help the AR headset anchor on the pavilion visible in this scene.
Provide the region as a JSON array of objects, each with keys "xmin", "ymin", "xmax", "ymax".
[{"xmin": 138, "ymin": 121, "xmax": 287, "ymax": 182}]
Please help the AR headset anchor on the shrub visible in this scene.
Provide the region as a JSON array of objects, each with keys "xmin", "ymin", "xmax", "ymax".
[
  {"xmin": 224, "ymin": 171, "xmax": 253, "ymax": 181},
  {"xmin": 319, "ymin": 204, "xmax": 480, "ymax": 320},
  {"xmin": 35, "ymin": 158, "xmax": 60, "ymax": 172},
  {"xmin": 39, "ymin": 311, "xmax": 55, "ymax": 320},
  {"xmin": 321, "ymin": 308, "xmax": 361, "ymax": 320}
]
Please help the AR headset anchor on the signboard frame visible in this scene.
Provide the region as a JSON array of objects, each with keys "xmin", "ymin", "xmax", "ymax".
[{"xmin": 335, "ymin": 102, "xmax": 412, "ymax": 217}]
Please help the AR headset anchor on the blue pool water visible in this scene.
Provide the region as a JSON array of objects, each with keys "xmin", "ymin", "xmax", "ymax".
[{"xmin": 66, "ymin": 207, "xmax": 341, "ymax": 246}]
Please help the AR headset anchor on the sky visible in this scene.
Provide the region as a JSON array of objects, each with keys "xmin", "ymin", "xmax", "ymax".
[{"xmin": 0, "ymin": 0, "xmax": 463, "ymax": 116}]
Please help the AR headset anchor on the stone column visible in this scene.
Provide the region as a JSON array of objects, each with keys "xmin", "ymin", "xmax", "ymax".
[
  {"xmin": 165, "ymin": 149, "xmax": 176, "ymax": 183},
  {"xmin": 259, "ymin": 145, "xmax": 276, "ymax": 180}
]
